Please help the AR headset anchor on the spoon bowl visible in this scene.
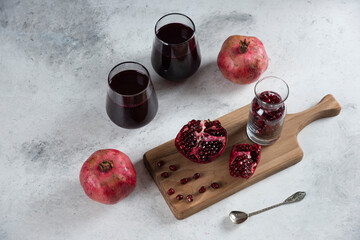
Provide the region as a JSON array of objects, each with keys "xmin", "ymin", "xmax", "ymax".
[{"xmin": 229, "ymin": 211, "xmax": 248, "ymax": 224}]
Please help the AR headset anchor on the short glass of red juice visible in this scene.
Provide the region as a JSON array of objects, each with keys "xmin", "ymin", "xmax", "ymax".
[
  {"xmin": 106, "ymin": 62, "xmax": 158, "ymax": 129},
  {"xmin": 246, "ymin": 76, "xmax": 289, "ymax": 145},
  {"xmin": 151, "ymin": 13, "xmax": 201, "ymax": 81}
]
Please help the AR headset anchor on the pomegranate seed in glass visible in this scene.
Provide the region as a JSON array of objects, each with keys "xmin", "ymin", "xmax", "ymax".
[{"xmin": 246, "ymin": 76, "xmax": 289, "ymax": 145}]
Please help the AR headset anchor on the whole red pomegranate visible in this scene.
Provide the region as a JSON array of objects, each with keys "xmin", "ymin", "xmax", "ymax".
[
  {"xmin": 217, "ymin": 35, "xmax": 268, "ymax": 84},
  {"xmin": 229, "ymin": 143, "xmax": 261, "ymax": 179},
  {"xmin": 175, "ymin": 119, "xmax": 227, "ymax": 163},
  {"xmin": 79, "ymin": 149, "xmax": 136, "ymax": 204}
]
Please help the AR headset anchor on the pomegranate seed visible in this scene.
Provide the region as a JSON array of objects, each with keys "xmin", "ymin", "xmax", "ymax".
[
  {"xmin": 180, "ymin": 177, "xmax": 190, "ymax": 184},
  {"xmin": 167, "ymin": 188, "xmax": 175, "ymax": 195},
  {"xmin": 169, "ymin": 165, "xmax": 177, "ymax": 171},
  {"xmin": 186, "ymin": 194, "xmax": 193, "ymax": 202},
  {"xmin": 199, "ymin": 186, "xmax": 206, "ymax": 193},
  {"xmin": 193, "ymin": 173, "xmax": 200, "ymax": 179},
  {"xmin": 176, "ymin": 194, "xmax": 183, "ymax": 200},
  {"xmin": 161, "ymin": 172, "xmax": 169, "ymax": 178},
  {"xmin": 211, "ymin": 182, "xmax": 220, "ymax": 189},
  {"xmin": 157, "ymin": 161, "xmax": 164, "ymax": 167}
]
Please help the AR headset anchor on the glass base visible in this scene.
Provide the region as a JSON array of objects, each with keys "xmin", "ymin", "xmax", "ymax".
[{"xmin": 246, "ymin": 126, "xmax": 280, "ymax": 146}]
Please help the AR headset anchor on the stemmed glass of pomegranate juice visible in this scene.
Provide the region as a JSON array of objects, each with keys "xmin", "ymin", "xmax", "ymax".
[
  {"xmin": 151, "ymin": 13, "xmax": 201, "ymax": 81},
  {"xmin": 106, "ymin": 62, "xmax": 158, "ymax": 129},
  {"xmin": 247, "ymin": 76, "xmax": 289, "ymax": 145}
]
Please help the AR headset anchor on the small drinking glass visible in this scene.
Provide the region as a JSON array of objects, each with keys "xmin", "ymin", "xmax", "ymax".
[
  {"xmin": 106, "ymin": 62, "xmax": 158, "ymax": 129},
  {"xmin": 151, "ymin": 13, "xmax": 201, "ymax": 81},
  {"xmin": 246, "ymin": 76, "xmax": 289, "ymax": 145}
]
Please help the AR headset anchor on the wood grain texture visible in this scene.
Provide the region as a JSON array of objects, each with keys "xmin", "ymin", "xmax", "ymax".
[{"xmin": 143, "ymin": 94, "xmax": 341, "ymax": 219}]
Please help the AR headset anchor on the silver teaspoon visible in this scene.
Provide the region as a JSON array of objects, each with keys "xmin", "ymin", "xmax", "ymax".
[{"xmin": 229, "ymin": 191, "xmax": 306, "ymax": 224}]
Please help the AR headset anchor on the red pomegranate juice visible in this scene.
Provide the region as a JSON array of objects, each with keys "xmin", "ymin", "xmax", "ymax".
[
  {"xmin": 151, "ymin": 23, "xmax": 201, "ymax": 81},
  {"xmin": 106, "ymin": 70, "xmax": 158, "ymax": 129}
]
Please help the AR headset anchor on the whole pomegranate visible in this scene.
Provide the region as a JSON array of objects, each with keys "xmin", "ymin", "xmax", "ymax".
[
  {"xmin": 175, "ymin": 119, "xmax": 227, "ymax": 163},
  {"xmin": 79, "ymin": 149, "xmax": 136, "ymax": 204},
  {"xmin": 229, "ymin": 143, "xmax": 261, "ymax": 179},
  {"xmin": 217, "ymin": 35, "xmax": 268, "ymax": 84}
]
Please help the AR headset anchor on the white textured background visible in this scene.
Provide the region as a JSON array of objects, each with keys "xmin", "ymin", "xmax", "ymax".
[{"xmin": 1, "ymin": 0, "xmax": 359, "ymax": 239}]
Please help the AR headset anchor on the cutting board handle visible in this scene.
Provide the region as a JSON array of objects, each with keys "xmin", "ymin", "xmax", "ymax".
[{"xmin": 293, "ymin": 94, "xmax": 341, "ymax": 133}]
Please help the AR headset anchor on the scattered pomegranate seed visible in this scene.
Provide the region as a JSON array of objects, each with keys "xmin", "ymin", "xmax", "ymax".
[
  {"xmin": 193, "ymin": 173, "xmax": 200, "ymax": 179},
  {"xmin": 180, "ymin": 177, "xmax": 190, "ymax": 184},
  {"xmin": 169, "ymin": 165, "xmax": 177, "ymax": 171},
  {"xmin": 186, "ymin": 194, "xmax": 193, "ymax": 202},
  {"xmin": 157, "ymin": 161, "xmax": 164, "ymax": 167},
  {"xmin": 161, "ymin": 172, "xmax": 169, "ymax": 178},
  {"xmin": 211, "ymin": 182, "xmax": 220, "ymax": 189},
  {"xmin": 176, "ymin": 194, "xmax": 183, "ymax": 200},
  {"xmin": 167, "ymin": 188, "xmax": 175, "ymax": 195},
  {"xmin": 199, "ymin": 186, "xmax": 206, "ymax": 193}
]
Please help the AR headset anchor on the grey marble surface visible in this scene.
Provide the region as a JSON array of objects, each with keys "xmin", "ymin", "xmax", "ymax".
[{"xmin": 1, "ymin": 0, "xmax": 360, "ymax": 239}]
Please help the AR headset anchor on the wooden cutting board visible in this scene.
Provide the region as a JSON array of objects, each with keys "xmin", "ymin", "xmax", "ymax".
[{"xmin": 143, "ymin": 94, "xmax": 341, "ymax": 219}]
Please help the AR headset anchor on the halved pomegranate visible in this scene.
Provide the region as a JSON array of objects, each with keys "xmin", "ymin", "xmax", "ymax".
[
  {"xmin": 229, "ymin": 143, "xmax": 261, "ymax": 179},
  {"xmin": 175, "ymin": 119, "xmax": 227, "ymax": 163}
]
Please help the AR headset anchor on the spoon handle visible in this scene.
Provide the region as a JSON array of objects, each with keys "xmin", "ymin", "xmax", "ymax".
[
  {"xmin": 248, "ymin": 191, "xmax": 306, "ymax": 217},
  {"xmin": 248, "ymin": 202, "xmax": 284, "ymax": 217}
]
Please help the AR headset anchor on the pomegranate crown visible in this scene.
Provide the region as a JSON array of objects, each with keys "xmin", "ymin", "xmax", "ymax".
[
  {"xmin": 98, "ymin": 160, "xmax": 114, "ymax": 173},
  {"xmin": 239, "ymin": 39, "xmax": 250, "ymax": 53}
]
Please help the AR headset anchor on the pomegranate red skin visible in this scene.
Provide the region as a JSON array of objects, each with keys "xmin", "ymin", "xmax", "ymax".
[
  {"xmin": 217, "ymin": 35, "xmax": 268, "ymax": 84},
  {"xmin": 79, "ymin": 149, "xmax": 136, "ymax": 204}
]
